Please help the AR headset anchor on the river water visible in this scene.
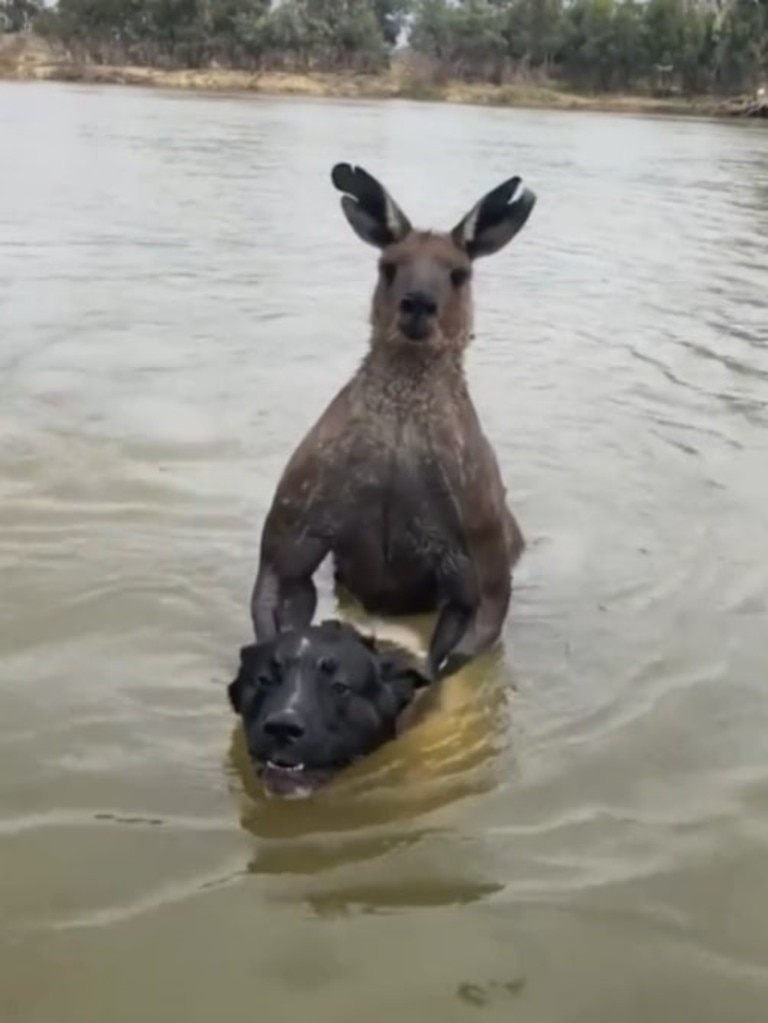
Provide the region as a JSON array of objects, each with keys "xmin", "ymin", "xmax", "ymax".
[{"xmin": 1, "ymin": 81, "xmax": 767, "ymax": 1021}]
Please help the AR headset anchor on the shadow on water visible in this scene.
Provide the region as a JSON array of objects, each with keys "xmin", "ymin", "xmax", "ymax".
[{"xmin": 221, "ymin": 610, "xmax": 520, "ymax": 914}]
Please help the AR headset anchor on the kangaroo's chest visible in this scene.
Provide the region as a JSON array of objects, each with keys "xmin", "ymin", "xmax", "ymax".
[{"xmin": 333, "ymin": 414, "xmax": 464, "ymax": 558}]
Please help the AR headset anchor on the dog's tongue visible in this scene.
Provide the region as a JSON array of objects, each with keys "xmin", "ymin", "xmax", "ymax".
[{"xmin": 260, "ymin": 763, "xmax": 332, "ymax": 800}]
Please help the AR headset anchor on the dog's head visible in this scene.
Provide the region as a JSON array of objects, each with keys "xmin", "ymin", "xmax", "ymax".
[{"xmin": 227, "ymin": 620, "xmax": 431, "ymax": 798}]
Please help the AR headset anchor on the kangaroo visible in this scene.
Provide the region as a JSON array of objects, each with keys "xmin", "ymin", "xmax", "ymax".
[{"xmin": 250, "ymin": 163, "xmax": 536, "ymax": 680}]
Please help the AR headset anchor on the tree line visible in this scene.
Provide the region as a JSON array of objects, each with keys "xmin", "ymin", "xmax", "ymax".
[{"xmin": 2, "ymin": 0, "xmax": 767, "ymax": 95}]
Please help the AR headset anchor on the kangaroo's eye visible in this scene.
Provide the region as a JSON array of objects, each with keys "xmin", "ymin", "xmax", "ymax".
[
  {"xmin": 450, "ymin": 267, "xmax": 470, "ymax": 289},
  {"xmin": 380, "ymin": 261, "xmax": 397, "ymax": 285}
]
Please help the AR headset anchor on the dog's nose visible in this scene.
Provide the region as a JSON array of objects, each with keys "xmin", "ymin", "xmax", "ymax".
[
  {"xmin": 399, "ymin": 291, "xmax": 437, "ymax": 318},
  {"xmin": 263, "ymin": 711, "xmax": 305, "ymax": 743}
]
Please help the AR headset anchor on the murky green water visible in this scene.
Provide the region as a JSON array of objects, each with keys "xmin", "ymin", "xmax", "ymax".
[{"xmin": 1, "ymin": 81, "xmax": 768, "ymax": 1021}]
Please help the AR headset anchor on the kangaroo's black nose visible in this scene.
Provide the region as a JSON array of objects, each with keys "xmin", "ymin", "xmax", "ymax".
[
  {"xmin": 263, "ymin": 712, "xmax": 305, "ymax": 743},
  {"xmin": 400, "ymin": 291, "xmax": 437, "ymax": 318}
]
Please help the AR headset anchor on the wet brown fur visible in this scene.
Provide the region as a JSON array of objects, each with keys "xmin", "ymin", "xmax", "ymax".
[{"xmin": 250, "ymin": 165, "xmax": 536, "ymax": 680}]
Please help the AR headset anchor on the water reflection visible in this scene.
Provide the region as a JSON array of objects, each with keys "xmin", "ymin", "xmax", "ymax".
[{"xmin": 300, "ymin": 879, "xmax": 505, "ymax": 918}]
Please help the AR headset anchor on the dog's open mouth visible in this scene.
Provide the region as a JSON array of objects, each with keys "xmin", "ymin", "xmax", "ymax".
[{"xmin": 258, "ymin": 760, "xmax": 336, "ymax": 799}]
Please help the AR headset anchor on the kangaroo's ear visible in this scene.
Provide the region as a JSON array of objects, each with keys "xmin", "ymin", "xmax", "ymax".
[
  {"xmin": 331, "ymin": 162, "xmax": 412, "ymax": 249},
  {"xmin": 451, "ymin": 176, "xmax": 536, "ymax": 260}
]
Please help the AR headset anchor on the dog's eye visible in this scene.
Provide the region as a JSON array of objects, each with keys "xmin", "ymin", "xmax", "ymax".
[
  {"xmin": 331, "ymin": 680, "xmax": 351, "ymax": 697},
  {"xmin": 255, "ymin": 672, "xmax": 277, "ymax": 689},
  {"xmin": 450, "ymin": 267, "xmax": 470, "ymax": 289},
  {"xmin": 318, "ymin": 656, "xmax": 337, "ymax": 676}
]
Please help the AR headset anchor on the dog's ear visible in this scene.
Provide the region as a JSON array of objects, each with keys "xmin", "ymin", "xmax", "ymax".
[
  {"xmin": 227, "ymin": 642, "xmax": 263, "ymax": 714},
  {"xmin": 379, "ymin": 655, "xmax": 431, "ymax": 712},
  {"xmin": 357, "ymin": 631, "xmax": 378, "ymax": 652}
]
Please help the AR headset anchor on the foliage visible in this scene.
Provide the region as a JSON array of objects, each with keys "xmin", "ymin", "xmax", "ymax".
[
  {"xmin": 1, "ymin": 0, "xmax": 43, "ymax": 33},
  {"xmin": 8, "ymin": 0, "xmax": 768, "ymax": 95},
  {"xmin": 409, "ymin": 0, "xmax": 767, "ymax": 95}
]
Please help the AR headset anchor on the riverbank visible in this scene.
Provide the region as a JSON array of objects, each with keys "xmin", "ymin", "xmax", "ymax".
[{"xmin": 1, "ymin": 34, "xmax": 763, "ymax": 119}]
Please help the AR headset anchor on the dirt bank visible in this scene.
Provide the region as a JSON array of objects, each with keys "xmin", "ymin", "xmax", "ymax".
[{"xmin": 0, "ymin": 33, "xmax": 753, "ymax": 120}]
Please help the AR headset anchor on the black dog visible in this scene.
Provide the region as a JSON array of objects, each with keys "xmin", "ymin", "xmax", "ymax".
[{"xmin": 227, "ymin": 619, "xmax": 430, "ymax": 798}]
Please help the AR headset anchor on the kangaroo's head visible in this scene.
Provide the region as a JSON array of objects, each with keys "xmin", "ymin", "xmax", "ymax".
[{"xmin": 331, "ymin": 162, "xmax": 536, "ymax": 357}]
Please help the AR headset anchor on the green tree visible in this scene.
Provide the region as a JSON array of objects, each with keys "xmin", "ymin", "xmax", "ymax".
[
  {"xmin": 499, "ymin": 0, "xmax": 564, "ymax": 69},
  {"xmin": 717, "ymin": 0, "xmax": 767, "ymax": 91},
  {"xmin": 409, "ymin": 0, "xmax": 456, "ymax": 63},
  {"xmin": 611, "ymin": 0, "xmax": 646, "ymax": 90},
  {"xmin": 370, "ymin": 0, "xmax": 412, "ymax": 46},
  {"xmin": 559, "ymin": 0, "xmax": 618, "ymax": 89},
  {"xmin": 1, "ymin": 0, "xmax": 43, "ymax": 32}
]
